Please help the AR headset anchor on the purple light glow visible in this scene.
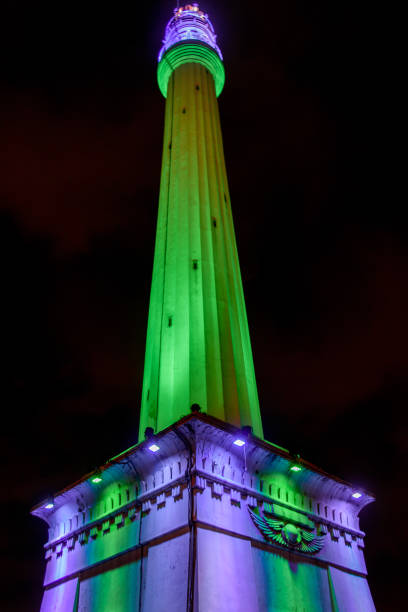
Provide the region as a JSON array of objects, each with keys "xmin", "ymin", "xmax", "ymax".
[
  {"xmin": 44, "ymin": 502, "xmax": 54, "ymax": 509},
  {"xmin": 352, "ymin": 492, "xmax": 362, "ymax": 499},
  {"xmin": 158, "ymin": 4, "xmax": 223, "ymax": 62},
  {"xmin": 233, "ymin": 439, "xmax": 246, "ymax": 447},
  {"xmin": 148, "ymin": 443, "xmax": 160, "ymax": 453}
]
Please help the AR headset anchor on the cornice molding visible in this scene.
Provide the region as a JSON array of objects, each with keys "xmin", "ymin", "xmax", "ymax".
[{"xmin": 43, "ymin": 468, "xmax": 365, "ymax": 562}]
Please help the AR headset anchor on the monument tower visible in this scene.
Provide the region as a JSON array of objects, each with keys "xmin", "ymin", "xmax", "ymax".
[
  {"xmin": 32, "ymin": 5, "xmax": 376, "ymax": 611},
  {"xmin": 140, "ymin": 3, "xmax": 262, "ymax": 439}
]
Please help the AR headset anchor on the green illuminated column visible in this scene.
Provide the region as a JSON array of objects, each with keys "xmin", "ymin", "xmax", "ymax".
[{"xmin": 139, "ymin": 23, "xmax": 263, "ymax": 440}]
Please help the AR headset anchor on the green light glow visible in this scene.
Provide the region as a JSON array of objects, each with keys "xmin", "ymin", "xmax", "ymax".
[
  {"xmin": 157, "ymin": 42, "xmax": 225, "ymax": 98},
  {"xmin": 266, "ymin": 440, "xmax": 290, "ymax": 453},
  {"xmin": 92, "ymin": 476, "xmax": 102, "ymax": 483},
  {"xmin": 290, "ymin": 465, "xmax": 302, "ymax": 472},
  {"xmin": 109, "ymin": 443, "xmax": 138, "ymax": 463},
  {"xmin": 253, "ymin": 548, "xmax": 335, "ymax": 610},
  {"xmin": 140, "ymin": 59, "xmax": 263, "ymax": 441}
]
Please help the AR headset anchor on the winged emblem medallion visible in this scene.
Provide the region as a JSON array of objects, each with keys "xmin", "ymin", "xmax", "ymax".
[{"xmin": 249, "ymin": 508, "xmax": 325, "ymax": 554}]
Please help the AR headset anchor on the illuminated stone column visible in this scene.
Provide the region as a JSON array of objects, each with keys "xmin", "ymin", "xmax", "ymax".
[
  {"xmin": 139, "ymin": 5, "xmax": 263, "ymax": 439},
  {"xmin": 31, "ymin": 6, "xmax": 376, "ymax": 612}
]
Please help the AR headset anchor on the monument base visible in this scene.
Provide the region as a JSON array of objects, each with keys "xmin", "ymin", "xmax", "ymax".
[{"xmin": 32, "ymin": 413, "xmax": 375, "ymax": 611}]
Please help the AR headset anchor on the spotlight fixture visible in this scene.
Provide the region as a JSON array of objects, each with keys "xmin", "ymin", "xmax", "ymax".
[
  {"xmin": 233, "ymin": 439, "xmax": 246, "ymax": 447},
  {"xmin": 44, "ymin": 497, "xmax": 54, "ymax": 509},
  {"xmin": 352, "ymin": 492, "xmax": 362, "ymax": 499},
  {"xmin": 148, "ymin": 443, "xmax": 160, "ymax": 453},
  {"xmin": 91, "ymin": 474, "xmax": 102, "ymax": 484},
  {"xmin": 290, "ymin": 465, "xmax": 302, "ymax": 472}
]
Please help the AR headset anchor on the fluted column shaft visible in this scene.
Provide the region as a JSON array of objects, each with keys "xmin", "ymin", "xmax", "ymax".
[{"xmin": 139, "ymin": 62, "xmax": 263, "ymax": 439}]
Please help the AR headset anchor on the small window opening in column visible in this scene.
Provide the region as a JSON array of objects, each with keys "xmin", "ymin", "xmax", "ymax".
[
  {"xmin": 168, "ymin": 142, "xmax": 172, "ymax": 150},
  {"xmin": 192, "ymin": 259, "xmax": 198, "ymax": 270},
  {"xmin": 182, "ymin": 107, "xmax": 186, "ymax": 114},
  {"xmin": 196, "ymin": 84, "xmax": 200, "ymax": 90},
  {"xmin": 168, "ymin": 316, "xmax": 173, "ymax": 327},
  {"xmin": 212, "ymin": 217, "xmax": 217, "ymax": 228}
]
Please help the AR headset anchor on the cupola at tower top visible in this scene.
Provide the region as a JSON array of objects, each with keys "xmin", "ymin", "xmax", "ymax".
[
  {"xmin": 158, "ymin": 4, "xmax": 223, "ymax": 62},
  {"xmin": 157, "ymin": 3, "xmax": 225, "ymax": 97}
]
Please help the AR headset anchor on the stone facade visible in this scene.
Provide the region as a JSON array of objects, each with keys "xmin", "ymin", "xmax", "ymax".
[{"xmin": 32, "ymin": 413, "xmax": 375, "ymax": 611}]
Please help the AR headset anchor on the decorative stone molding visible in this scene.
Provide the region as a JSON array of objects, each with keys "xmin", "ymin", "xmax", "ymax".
[
  {"xmin": 357, "ymin": 536, "xmax": 365, "ymax": 549},
  {"xmin": 189, "ymin": 469, "xmax": 365, "ymax": 544},
  {"xmin": 230, "ymin": 488, "xmax": 240, "ymax": 503},
  {"xmin": 128, "ymin": 506, "xmax": 138, "ymax": 521},
  {"xmin": 41, "ymin": 478, "xmax": 367, "ymax": 566},
  {"xmin": 317, "ymin": 523, "xmax": 328, "ymax": 536},
  {"xmin": 157, "ymin": 492, "xmax": 166, "ymax": 507},
  {"xmin": 172, "ymin": 485, "xmax": 181, "ymax": 498},
  {"xmin": 67, "ymin": 536, "xmax": 75, "ymax": 550},
  {"xmin": 212, "ymin": 482, "xmax": 223, "ymax": 498},
  {"xmin": 41, "ymin": 445, "xmax": 368, "ymax": 563},
  {"xmin": 247, "ymin": 496, "xmax": 258, "ymax": 508},
  {"xmin": 115, "ymin": 513, "xmax": 125, "ymax": 528},
  {"xmin": 331, "ymin": 527, "xmax": 340, "ymax": 540},
  {"xmin": 192, "ymin": 475, "xmax": 206, "ymax": 491}
]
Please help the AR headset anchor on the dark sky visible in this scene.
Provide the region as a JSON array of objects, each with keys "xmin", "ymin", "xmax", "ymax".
[{"xmin": 1, "ymin": 1, "xmax": 403, "ymax": 610}]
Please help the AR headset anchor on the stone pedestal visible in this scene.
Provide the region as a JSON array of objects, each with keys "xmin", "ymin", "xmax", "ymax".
[{"xmin": 32, "ymin": 414, "xmax": 375, "ymax": 611}]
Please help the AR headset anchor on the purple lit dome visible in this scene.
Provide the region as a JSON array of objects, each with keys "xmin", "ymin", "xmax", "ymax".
[{"xmin": 158, "ymin": 3, "xmax": 223, "ymax": 63}]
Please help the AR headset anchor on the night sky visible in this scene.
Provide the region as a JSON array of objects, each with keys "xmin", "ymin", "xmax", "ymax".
[{"xmin": 1, "ymin": 1, "xmax": 403, "ymax": 610}]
